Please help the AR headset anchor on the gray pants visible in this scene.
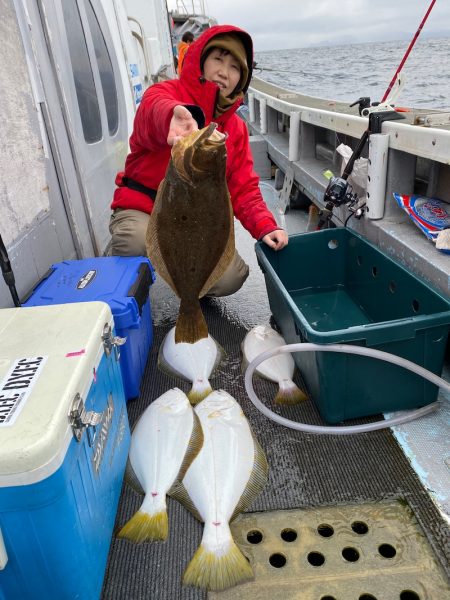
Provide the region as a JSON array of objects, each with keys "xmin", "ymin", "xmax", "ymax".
[{"xmin": 109, "ymin": 209, "xmax": 249, "ymax": 297}]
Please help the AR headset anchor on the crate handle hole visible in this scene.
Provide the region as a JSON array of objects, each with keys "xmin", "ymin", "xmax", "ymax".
[
  {"xmin": 320, "ymin": 596, "xmax": 338, "ymax": 600},
  {"xmin": 389, "ymin": 281, "xmax": 396, "ymax": 294},
  {"xmin": 328, "ymin": 239, "xmax": 339, "ymax": 250},
  {"xmin": 372, "ymin": 266, "xmax": 379, "ymax": 277},
  {"xmin": 412, "ymin": 299, "xmax": 420, "ymax": 313},
  {"xmin": 359, "ymin": 595, "xmax": 378, "ymax": 600},
  {"xmin": 432, "ymin": 334, "xmax": 445, "ymax": 342}
]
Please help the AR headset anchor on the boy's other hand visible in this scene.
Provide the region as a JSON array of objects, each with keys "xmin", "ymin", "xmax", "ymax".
[
  {"xmin": 167, "ymin": 105, "xmax": 199, "ymax": 146},
  {"xmin": 262, "ymin": 230, "xmax": 288, "ymax": 251}
]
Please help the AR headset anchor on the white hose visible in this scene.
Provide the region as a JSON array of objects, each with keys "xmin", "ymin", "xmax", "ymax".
[{"xmin": 244, "ymin": 343, "xmax": 449, "ymax": 435}]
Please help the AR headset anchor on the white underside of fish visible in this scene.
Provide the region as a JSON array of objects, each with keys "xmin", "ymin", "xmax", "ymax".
[
  {"xmin": 242, "ymin": 325, "xmax": 307, "ymax": 404},
  {"xmin": 158, "ymin": 326, "xmax": 224, "ymax": 403},
  {"xmin": 118, "ymin": 388, "xmax": 202, "ymax": 542},
  {"xmin": 178, "ymin": 390, "xmax": 268, "ymax": 590}
]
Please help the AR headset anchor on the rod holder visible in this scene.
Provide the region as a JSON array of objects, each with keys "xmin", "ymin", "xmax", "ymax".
[
  {"xmin": 288, "ymin": 111, "xmax": 301, "ymax": 162},
  {"xmin": 260, "ymin": 98, "xmax": 267, "ymax": 134},
  {"xmin": 366, "ymin": 133, "xmax": 390, "ymax": 220},
  {"xmin": 248, "ymin": 92, "xmax": 255, "ymax": 123}
]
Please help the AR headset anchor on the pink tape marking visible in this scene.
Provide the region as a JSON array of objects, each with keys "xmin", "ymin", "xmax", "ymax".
[{"xmin": 65, "ymin": 349, "xmax": 86, "ymax": 357}]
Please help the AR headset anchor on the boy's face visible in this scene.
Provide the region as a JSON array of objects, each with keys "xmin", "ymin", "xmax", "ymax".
[{"xmin": 202, "ymin": 48, "xmax": 242, "ymax": 98}]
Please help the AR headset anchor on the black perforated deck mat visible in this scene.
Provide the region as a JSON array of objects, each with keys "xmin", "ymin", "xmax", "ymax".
[{"xmin": 102, "ymin": 280, "xmax": 450, "ymax": 600}]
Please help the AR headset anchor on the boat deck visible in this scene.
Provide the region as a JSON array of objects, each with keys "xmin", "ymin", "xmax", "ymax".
[{"xmin": 101, "ymin": 194, "xmax": 450, "ymax": 599}]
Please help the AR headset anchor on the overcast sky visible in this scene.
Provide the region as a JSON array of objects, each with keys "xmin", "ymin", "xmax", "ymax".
[{"xmin": 167, "ymin": 0, "xmax": 450, "ymax": 52}]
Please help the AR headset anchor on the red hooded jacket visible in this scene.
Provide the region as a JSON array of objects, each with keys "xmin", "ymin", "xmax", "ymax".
[{"xmin": 111, "ymin": 24, "xmax": 279, "ymax": 240}]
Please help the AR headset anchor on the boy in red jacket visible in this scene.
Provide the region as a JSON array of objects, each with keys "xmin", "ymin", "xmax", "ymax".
[{"xmin": 110, "ymin": 24, "xmax": 288, "ymax": 296}]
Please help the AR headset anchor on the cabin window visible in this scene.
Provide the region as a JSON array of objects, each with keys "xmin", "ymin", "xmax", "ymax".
[
  {"xmin": 85, "ymin": 0, "xmax": 119, "ymax": 136},
  {"xmin": 62, "ymin": 0, "xmax": 102, "ymax": 143}
]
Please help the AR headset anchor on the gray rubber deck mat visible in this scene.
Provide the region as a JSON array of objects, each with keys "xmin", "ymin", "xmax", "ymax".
[{"xmin": 102, "ymin": 280, "xmax": 450, "ymax": 600}]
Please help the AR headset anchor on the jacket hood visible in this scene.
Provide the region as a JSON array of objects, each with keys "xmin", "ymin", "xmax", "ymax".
[{"xmin": 180, "ymin": 24, "xmax": 254, "ymax": 97}]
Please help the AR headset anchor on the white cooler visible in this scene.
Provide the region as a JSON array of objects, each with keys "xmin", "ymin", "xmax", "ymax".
[{"xmin": 0, "ymin": 302, "xmax": 130, "ymax": 599}]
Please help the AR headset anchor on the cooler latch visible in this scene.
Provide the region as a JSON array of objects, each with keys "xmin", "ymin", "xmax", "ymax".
[
  {"xmin": 69, "ymin": 393, "xmax": 103, "ymax": 442},
  {"xmin": 102, "ymin": 323, "xmax": 126, "ymax": 360}
]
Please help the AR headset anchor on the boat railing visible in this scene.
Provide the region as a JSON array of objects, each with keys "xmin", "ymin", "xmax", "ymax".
[{"xmin": 246, "ymin": 79, "xmax": 450, "ymax": 300}]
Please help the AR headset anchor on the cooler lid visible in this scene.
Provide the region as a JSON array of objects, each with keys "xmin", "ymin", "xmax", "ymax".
[
  {"xmin": 0, "ymin": 301, "xmax": 113, "ymax": 486},
  {"xmin": 23, "ymin": 256, "xmax": 155, "ymax": 330}
]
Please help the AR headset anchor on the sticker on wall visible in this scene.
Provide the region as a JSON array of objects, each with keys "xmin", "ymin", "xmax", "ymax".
[{"xmin": 130, "ymin": 63, "xmax": 143, "ymax": 105}]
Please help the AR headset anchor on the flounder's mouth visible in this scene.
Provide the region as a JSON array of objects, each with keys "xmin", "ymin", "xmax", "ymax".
[
  {"xmin": 201, "ymin": 128, "xmax": 227, "ymax": 150},
  {"xmin": 172, "ymin": 123, "xmax": 227, "ymax": 181}
]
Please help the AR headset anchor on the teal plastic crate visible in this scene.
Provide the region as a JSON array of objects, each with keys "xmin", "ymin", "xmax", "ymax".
[{"xmin": 256, "ymin": 228, "xmax": 450, "ymax": 424}]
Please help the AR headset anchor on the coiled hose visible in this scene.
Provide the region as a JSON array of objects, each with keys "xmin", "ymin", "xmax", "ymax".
[{"xmin": 244, "ymin": 342, "xmax": 449, "ymax": 435}]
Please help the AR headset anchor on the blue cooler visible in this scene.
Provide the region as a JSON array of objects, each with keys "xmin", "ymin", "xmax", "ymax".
[
  {"xmin": 0, "ymin": 302, "xmax": 130, "ymax": 600},
  {"xmin": 23, "ymin": 256, "xmax": 155, "ymax": 400}
]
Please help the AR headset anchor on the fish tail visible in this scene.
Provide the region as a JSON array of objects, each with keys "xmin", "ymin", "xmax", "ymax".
[
  {"xmin": 117, "ymin": 509, "xmax": 168, "ymax": 543},
  {"xmin": 275, "ymin": 379, "xmax": 308, "ymax": 405},
  {"xmin": 183, "ymin": 540, "xmax": 253, "ymax": 591},
  {"xmin": 175, "ymin": 301, "xmax": 208, "ymax": 344},
  {"xmin": 187, "ymin": 380, "xmax": 213, "ymax": 405}
]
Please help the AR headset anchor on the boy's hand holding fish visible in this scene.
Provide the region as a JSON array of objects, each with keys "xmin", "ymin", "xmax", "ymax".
[{"xmin": 167, "ymin": 105, "xmax": 199, "ymax": 146}]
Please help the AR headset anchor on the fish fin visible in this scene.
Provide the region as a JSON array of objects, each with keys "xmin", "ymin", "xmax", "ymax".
[
  {"xmin": 117, "ymin": 509, "xmax": 168, "ymax": 543},
  {"xmin": 183, "ymin": 539, "xmax": 253, "ymax": 591},
  {"xmin": 274, "ymin": 380, "xmax": 308, "ymax": 405},
  {"xmin": 187, "ymin": 381, "xmax": 213, "ymax": 405},
  {"xmin": 198, "ymin": 202, "xmax": 235, "ymax": 297},
  {"xmin": 145, "ymin": 195, "xmax": 179, "ymax": 294},
  {"xmin": 176, "ymin": 412, "xmax": 204, "ymax": 481},
  {"xmin": 175, "ymin": 300, "xmax": 208, "ymax": 343},
  {"xmin": 124, "ymin": 457, "xmax": 145, "ymax": 496},
  {"xmin": 168, "ymin": 480, "xmax": 203, "ymax": 523},
  {"xmin": 230, "ymin": 434, "xmax": 269, "ymax": 522}
]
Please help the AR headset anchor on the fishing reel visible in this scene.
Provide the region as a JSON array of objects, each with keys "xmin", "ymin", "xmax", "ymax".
[
  {"xmin": 323, "ymin": 176, "xmax": 358, "ymax": 208},
  {"xmin": 316, "ymin": 177, "xmax": 362, "ymax": 230}
]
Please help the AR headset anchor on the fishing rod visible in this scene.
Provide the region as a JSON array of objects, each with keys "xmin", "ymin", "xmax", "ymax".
[
  {"xmin": 317, "ymin": 0, "xmax": 437, "ymax": 229},
  {"xmin": 382, "ymin": 0, "xmax": 436, "ymax": 103}
]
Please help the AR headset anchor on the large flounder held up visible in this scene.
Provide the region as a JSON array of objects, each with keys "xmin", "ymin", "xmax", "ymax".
[{"xmin": 146, "ymin": 123, "xmax": 234, "ymax": 344}]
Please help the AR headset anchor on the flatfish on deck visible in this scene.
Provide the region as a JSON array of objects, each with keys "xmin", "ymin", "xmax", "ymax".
[
  {"xmin": 170, "ymin": 390, "xmax": 268, "ymax": 591},
  {"xmin": 242, "ymin": 325, "xmax": 308, "ymax": 404},
  {"xmin": 117, "ymin": 388, "xmax": 203, "ymax": 543},
  {"xmin": 158, "ymin": 325, "xmax": 224, "ymax": 404},
  {"xmin": 146, "ymin": 123, "xmax": 234, "ymax": 343}
]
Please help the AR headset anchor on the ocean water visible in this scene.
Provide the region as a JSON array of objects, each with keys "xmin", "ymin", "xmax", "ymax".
[{"xmin": 254, "ymin": 37, "xmax": 450, "ymax": 110}]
